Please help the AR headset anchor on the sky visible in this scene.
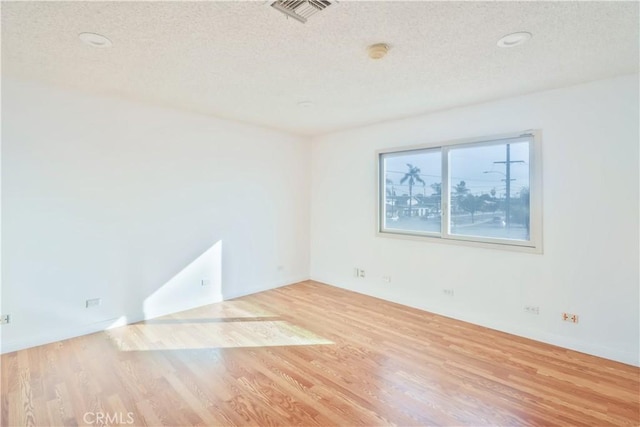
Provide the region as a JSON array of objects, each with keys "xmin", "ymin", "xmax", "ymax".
[{"xmin": 384, "ymin": 141, "xmax": 530, "ymax": 198}]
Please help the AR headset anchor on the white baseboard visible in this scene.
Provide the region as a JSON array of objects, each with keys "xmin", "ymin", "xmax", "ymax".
[
  {"xmin": 441, "ymin": 307, "xmax": 640, "ymax": 367},
  {"xmin": 1, "ymin": 294, "xmax": 224, "ymax": 355},
  {"xmin": 1, "ymin": 316, "xmax": 142, "ymax": 354},
  {"xmin": 310, "ymin": 277, "xmax": 640, "ymax": 367},
  {"xmin": 2, "ymin": 278, "xmax": 311, "ymax": 355},
  {"xmin": 142, "ymin": 293, "xmax": 224, "ymax": 320},
  {"xmin": 222, "ymin": 276, "xmax": 309, "ymax": 300}
]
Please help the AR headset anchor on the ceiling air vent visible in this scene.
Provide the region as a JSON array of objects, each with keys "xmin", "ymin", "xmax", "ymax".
[{"xmin": 269, "ymin": 0, "xmax": 333, "ymax": 24}]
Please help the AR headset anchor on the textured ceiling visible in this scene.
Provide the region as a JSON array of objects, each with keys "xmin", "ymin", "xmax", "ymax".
[{"xmin": 2, "ymin": 1, "xmax": 638, "ymax": 136}]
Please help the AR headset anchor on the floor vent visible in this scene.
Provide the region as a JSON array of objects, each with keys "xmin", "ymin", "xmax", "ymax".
[{"xmin": 269, "ymin": 0, "xmax": 333, "ymax": 23}]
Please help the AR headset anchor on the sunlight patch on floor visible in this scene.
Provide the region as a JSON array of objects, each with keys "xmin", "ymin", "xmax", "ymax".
[
  {"xmin": 106, "ymin": 319, "xmax": 333, "ymax": 351},
  {"xmin": 182, "ymin": 300, "xmax": 279, "ymax": 320}
]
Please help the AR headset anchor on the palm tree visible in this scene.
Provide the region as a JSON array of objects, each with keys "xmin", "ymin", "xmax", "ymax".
[
  {"xmin": 385, "ymin": 178, "xmax": 397, "ymax": 217},
  {"xmin": 400, "ymin": 164, "xmax": 425, "ymax": 217}
]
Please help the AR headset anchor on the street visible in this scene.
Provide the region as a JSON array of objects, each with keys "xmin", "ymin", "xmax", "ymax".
[{"xmin": 385, "ymin": 212, "xmax": 529, "ymax": 240}]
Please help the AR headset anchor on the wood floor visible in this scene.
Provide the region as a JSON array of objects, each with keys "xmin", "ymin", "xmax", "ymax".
[{"xmin": 2, "ymin": 281, "xmax": 639, "ymax": 426}]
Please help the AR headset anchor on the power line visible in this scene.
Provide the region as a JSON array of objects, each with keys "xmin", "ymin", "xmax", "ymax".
[{"xmin": 492, "ymin": 144, "xmax": 525, "ymax": 228}]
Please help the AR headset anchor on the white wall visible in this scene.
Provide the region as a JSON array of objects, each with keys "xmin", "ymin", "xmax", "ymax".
[
  {"xmin": 310, "ymin": 74, "xmax": 639, "ymax": 366},
  {"xmin": 1, "ymin": 79, "xmax": 310, "ymax": 353},
  {"xmin": 3, "ymin": 75, "xmax": 638, "ymax": 366}
]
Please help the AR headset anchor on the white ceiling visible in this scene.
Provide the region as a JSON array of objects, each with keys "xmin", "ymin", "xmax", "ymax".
[{"xmin": 2, "ymin": 1, "xmax": 638, "ymax": 136}]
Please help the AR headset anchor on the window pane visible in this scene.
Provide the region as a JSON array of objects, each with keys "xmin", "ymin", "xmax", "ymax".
[
  {"xmin": 382, "ymin": 149, "xmax": 442, "ymax": 234},
  {"xmin": 448, "ymin": 141, "xmax": 530, "ymax": 241}
]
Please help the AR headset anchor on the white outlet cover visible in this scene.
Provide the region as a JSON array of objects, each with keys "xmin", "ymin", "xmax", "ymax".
[{"xmin": 86, "ymin": 298, "xmax": 102, "ymax": 308}]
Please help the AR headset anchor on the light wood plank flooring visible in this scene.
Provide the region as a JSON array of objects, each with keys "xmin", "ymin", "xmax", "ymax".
[{"xmin": 2, "ymin": 281, "xmax": 639, "ymax": 426}]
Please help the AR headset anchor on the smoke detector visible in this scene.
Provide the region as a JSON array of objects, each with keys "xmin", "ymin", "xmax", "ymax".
[
  {"xmin": 368, "ymin": 43, "xmax": 389, "ymax": 59},
  {"xmin": 497, "ymin": 32, "xmax": 532, "ymax": 48},
  {"xmin": 269, "ymin": 0, "xmax": 333, "ymax": 24},
  {"xmin": 78, "ymin": 32, "xmax": 112, "ymax": 48}
]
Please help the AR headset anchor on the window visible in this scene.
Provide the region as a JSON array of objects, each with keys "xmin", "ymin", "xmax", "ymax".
[{"xmin": 378, "ymin": 132, "xmax": 541, "ymax": 252}]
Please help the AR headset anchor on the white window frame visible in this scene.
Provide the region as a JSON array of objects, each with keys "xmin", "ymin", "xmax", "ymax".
[{"xmin": 377, "ymin": 130, "xmax": 542, "ymax": 253}]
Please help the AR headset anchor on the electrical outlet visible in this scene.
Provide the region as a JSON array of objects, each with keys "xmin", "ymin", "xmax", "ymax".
[
  {"xmin": 382, "ymin": 276, "xmax": 391, "ymax": 283},
  {"xmin": 359, "ymin": 269, "xmax": 365, "ymax": 278},
  {"xmin": 354, "ymin": 268, "xmax": 365, "ymax": 278},
  {"xmin": 562, "ymin": 312, "xmax": 579, "ymax": 323},
  {"xmin": 0, "ymin": 314, "xmax": 10, "ymax": 324},
  {"xmin": 443, "ymin": 289, "xmax": 454, "ymax": 297},
  {"xmin": 86, "ymin": 298, "xmax": 101, "ymax": 308},
  {"xmin": 201, "ymin": 279, "xmax": 211, "ymax": 287},
  {"xmin": 524, "ymin": 305, "xmax": 540, "ymax": 315}
]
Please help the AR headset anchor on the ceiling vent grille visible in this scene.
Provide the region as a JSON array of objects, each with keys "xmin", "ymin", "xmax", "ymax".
[{"xmin": 270, "ymin": 0, "xmax": 333, "ymax": 23}]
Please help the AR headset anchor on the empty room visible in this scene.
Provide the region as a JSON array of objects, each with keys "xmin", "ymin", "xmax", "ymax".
[{"xmin": 1, "ymin": 1, "xmax": 639, "ymax": 426}]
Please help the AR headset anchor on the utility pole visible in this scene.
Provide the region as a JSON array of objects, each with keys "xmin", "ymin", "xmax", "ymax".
[{"xmin": 493, "ymin": 144, "xmax": 524, "ymax": 228}]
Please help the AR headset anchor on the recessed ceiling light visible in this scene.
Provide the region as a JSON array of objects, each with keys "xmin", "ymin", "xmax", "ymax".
[
  {"xmin": 298, "ymin": 101, "xmax": 314, "ymax": 108},
  {"xmin": 497, "ymin": 32, "xmax": 532, "ymax": 48},
  {"xmin": 79, "ymin": 32, "xmax": 112, "ymax": 48},
  {"xmin": 368, "ymin": 43, "xmax": 389, "ymax": 59}
]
